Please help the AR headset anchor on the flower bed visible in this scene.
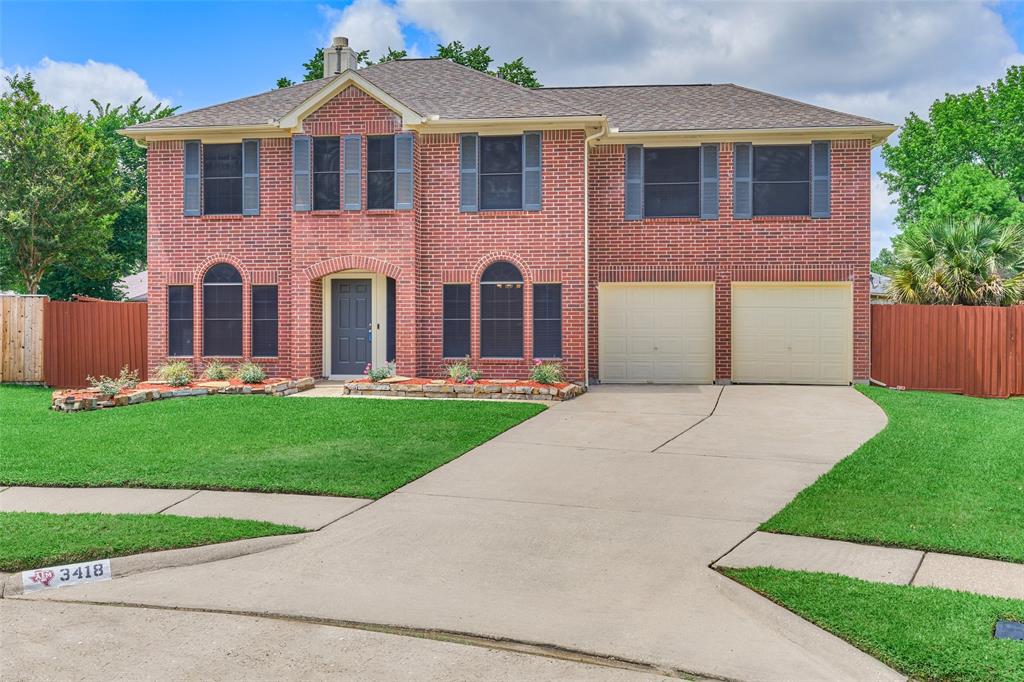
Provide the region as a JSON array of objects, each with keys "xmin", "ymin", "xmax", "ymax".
[
  {"xmin": 341, "ymin": 377, "xmax": 585, "ymax": 401},
  {"xmin": 51, "ymin": 377, "xmax": 315, "ymax": 412}
]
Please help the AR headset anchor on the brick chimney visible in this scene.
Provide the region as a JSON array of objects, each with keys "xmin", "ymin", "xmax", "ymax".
[{"xmin": 323, "ymin": 36, "xmax": 359, "ymax": 76}]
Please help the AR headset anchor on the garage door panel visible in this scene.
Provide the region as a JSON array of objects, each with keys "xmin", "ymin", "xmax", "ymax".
[
  {"xmin": 599, "ymin": 283, "xmax": 714, "ymax": 384},
  {"xmin": 732, "ymin": 284, "xmax": 852, "ymax": 385}
]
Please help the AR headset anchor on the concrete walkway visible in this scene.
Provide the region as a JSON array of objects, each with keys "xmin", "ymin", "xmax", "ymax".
[
  {"xmin": 0, "ymin": 486, "xmax": 369, "ymax": 531},
  {"xmin": 716, "ymin": 531, "xmax": 1024, "ymax": 600},
  {"xmin": 15, "ymin": 385, "xmax": 902, "ymax": 681}
]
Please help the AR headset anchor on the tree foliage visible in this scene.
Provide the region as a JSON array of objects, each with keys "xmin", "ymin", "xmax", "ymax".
[
  {"xmin": 0, "ymin": 75, "xmax": 122, "ymax": 294},
  {"xmin": 277, "ymin": 41, "xmax": 540, "ymax": 89},
  {"xmin": 888, "ymin": 217, "xmax": 1024, "ymax": 306}
]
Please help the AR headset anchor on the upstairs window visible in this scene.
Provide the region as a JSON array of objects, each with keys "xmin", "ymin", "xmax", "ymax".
[
  {"xmin": 203, "ymin": 143, "xmax": 242, "ymax": 215},
  {"xmin": 753, "ymin": 145, "xmax": 810, "ymax": 216},
  {"xmin": 479, "ymin": 136, "xmax": 523, "ymax": 210},
  {"xmin": 367, "ymin": 135, "xmax": 395, "ymax": 209},
  {"xmin": 480, "ymin": 261, "xmax": 523, "ymax": 358},
  {"xmin": 203, "ymin": 264, "xmax": 242, "ymax": 357},
  {"xmin": 313, "ymin": 137, "xmax": 341, "ymax": 211},
  {"xmin": 643, "ymin": 147, "xmax": 700, "ymax": 217}
]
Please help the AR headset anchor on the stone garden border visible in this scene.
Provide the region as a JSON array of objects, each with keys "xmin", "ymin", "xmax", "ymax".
[
  {"xmin": 340, "ymin": 377, "xmax": 584, "ymax": 401},
  {"xmin": 51, "ymin": 378, "xmax": 316, "ymax": 412}
]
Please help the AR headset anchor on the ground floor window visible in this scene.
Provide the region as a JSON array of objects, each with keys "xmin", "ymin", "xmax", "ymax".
[
  {"xmin": 480, "ymin": 261, "xmax": 524, "ymax": 358},
  {"xmin": 203, "ymin": 264, "xmax": 243, "ymax": 357},
  {"xmin": 533, "ymin": 283, "xmax": 562, "ymax": 358},
  {"xmin": 167, "ymin": 286, "xmax": 193, "ymax": 357},
  {"xmin": 443, "ymin": 284, "xmax": 470, "ymax": 358},
  {"xmin": 251, "ymin": 285, "xmax": 278, "ymax": 357}
]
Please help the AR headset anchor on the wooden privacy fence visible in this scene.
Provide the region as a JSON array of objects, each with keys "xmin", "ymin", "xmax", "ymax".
[
  {"xmin": 871, "ymin": 304, "xmax": 1024, "ymax": 398},
  {"xmin": 0, "ymin": 294, "xmax": 46, "ymax": 383},
  {"xmin": 44, "ymin": 297, "xmax": 148, "ymax": 388}
]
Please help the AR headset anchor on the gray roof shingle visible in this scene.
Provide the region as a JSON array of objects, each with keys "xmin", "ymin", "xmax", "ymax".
[
  {"xmin": 540, "ymin": 83, "xmax": 888, "ymax": 132},
  {"xmin": 125, "ymin": 60, "xmax": 889, "ymax": 133}
]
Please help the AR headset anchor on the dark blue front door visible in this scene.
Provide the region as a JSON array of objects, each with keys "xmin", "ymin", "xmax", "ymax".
[{"xmin": 332, "ymin": 279, "xmax": 371, "ymax": 375}]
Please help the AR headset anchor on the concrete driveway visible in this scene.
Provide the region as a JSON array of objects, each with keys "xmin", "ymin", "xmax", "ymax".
[{"xmin": 19, "ymin": 385, "xmax": 897, "ymax": 681}]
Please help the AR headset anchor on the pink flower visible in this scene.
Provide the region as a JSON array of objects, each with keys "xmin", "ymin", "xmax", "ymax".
[
  {"xmin": 534, "ymin": 359, "xmax": 542, "ymax": 366},
  {"xmin": 466, "ymin": 377, "xmax": 475, "ymax": 384}
]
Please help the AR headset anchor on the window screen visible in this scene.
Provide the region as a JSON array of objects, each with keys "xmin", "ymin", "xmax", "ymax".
[
  {"xmin": 533, "ymin": 284, "xmax": 562, "ymax": 359},
  {"xmin": 643, "ymin": 147, "xmax": 699, "ymax": 217},
  {"xmin": 367, "ymin": 135, "xmax": 395, "ymax": 209},
  {"xmin": 168, "ymin": 286, "xmax": 194, "ymax": 357},
  {"xmin": 753, "ymin": 145, "xmax": 810, "ymax": 216},
  {"xmin": 203, "ymin": 143, "xmax": 243, "ymax": 215},
  {"xmin": 442, "ymin": 284, "xmax": 470, "ymax": 358},
  {"xmin": 251, "ymin": 285, "xmax": 278, "ymax": 357},
  {"xmin": 480, "ymin": 261, "xmax": 523, "ymax": 357},
  {"xmin": 203, "ymin": 264, "xmax": 242, "ymax": 357},
  {"xmin": 479, "ymin": 136, "xmax": 523, "ymax": 210},
  {"xmin": 313, "ymin": 137, "xmax": 341, "ymax": 210}
]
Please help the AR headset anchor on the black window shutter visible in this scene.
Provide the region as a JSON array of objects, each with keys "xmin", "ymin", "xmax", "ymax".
[
  {"xmin": 183, "ymin": 141, "xmax": 201, "ymax": 216},
  {"xmin": 459, "ymin": 133, "xmax": 478, "ymax": 212},
  {"xmin": 292, "ymin": 136, "xmax": 311, "ymax": 212},
  {"xmin": 242, "ymin": 139, "xmax": 260, "ymax": 216},
  {"xmin": 523, "ymin": 131, "xmax": 542, "ymax": 211},
  {"xmin": 811, "ymin": 140, "xmax": 831, "ymax": 218},
  {"xmin": 733, "ymin": 142, "xmax": 753, "ymax": 219},
  {"xmin": 343, "ymin": 134, "xmax": 361, "ymax": 210},
  {"xmin": 395, "ymin": 132, "xmax": 414, "ymax": 210},
  {"xmin": 700, "ymin": 143, "xmax": 719, "ymax": 219},
  {"xmin": 624, "ymin": 144, "xmax": 643, "ymax": 220}
]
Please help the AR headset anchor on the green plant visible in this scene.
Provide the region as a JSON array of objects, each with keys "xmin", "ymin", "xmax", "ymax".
[
  {"xmin": 202, "ymin": 360, "xmax": 234, "ymax": 381},
  {"xmin": 530, "ymin": 360, "xmax": 563, "ymax": 385},
  {"xmin": 889, "ymin": 216, "xmax": 1024, "ymax": 305},
  {"xmin": 86, "ymin": 365, "xmax": 139, "ymax": 395},
  {"xmin": 445, "ymin": 357, "xmax": 480, "ymax": 383},
  {"xmin": 236, "ymin": 362, "xmax": 266, "ymax": 384},
  {"xmin": 155, "ymin": 361, "xmax": 193, "ymax": 387},
  {"xmin": 364, "ymin": 362, "xmax": 395, "ymax": 382}
]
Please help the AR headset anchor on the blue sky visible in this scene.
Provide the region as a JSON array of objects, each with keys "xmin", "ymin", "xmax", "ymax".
[{"xmin": 3, "ymin": 0, "xmax": 1022, "ymax": 255}]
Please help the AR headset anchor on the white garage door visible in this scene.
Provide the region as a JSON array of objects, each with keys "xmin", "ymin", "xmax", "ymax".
[
  {"xmin": 598, "ymin": 283, "xmax": 714, "ymax": 384},
  {"xmin": 731, "ymin": 283, "xmax": 852, "ymax": 385}
]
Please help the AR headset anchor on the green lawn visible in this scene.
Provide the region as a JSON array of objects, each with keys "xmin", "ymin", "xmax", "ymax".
[
  {"xmin": 0, "ymin": 511, "xmax": 302, "ymax": 572},
  {"xmin": 0, "ymin": 385, "xmax": 544, "ymax": 498},
  {"xmin": 762, "ymin": 387, "xmax": 1024, "ymax": 563},
  {"xmin": 726, "ymin": 567, "xmax": 1024, "ymax": 682}
]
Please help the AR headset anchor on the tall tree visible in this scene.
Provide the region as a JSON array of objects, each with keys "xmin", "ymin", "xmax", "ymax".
[
  {"xmin": 40, "ymin": 98, "xmax": 177, "ymax": 300},
  {"xmin": 0, "ymin": 75, "xmax": 122, "ymax": 295}
]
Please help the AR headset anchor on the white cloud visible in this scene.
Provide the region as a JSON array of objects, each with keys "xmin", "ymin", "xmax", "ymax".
[
  {"xmin": 0, "ymin": 57, "xmax": 167, "ymax": 112},
  {"xmin": 320, "ymin": 0, "xmax": 411, "ymax": 60}
]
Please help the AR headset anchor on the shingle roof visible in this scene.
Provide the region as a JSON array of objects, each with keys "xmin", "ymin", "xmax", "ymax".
[
  {"xmin": 540, "ymin": 83, "xmax": 888, "ymax": 131},
  {"xmin": 125, "ymin": 60, "xmax": 889, "ymax": 133}
]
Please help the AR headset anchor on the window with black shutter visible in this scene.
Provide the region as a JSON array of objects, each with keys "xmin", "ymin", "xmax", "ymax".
[
  {"xmin": 643, "ymin": 147, "xmax": 700, "ymax": 217},
  {"xmin": 479, "ymin": 136, "xmax": 523, "ymax": 210},
  {"xmin": 533, "ymin": 284, "xmax": 561, "ymax": 358},
  {"xmin": 480, "ymin": 262, "xmax": 523, "ymax": 358},
  {"xmin": 367, "ymin": 135, "xmax": 395, "ymax": 209},
  {"xmin": 202, "ymin": 264, "xmax": 242, "ymax": 357},
  {"xmin": 203, "ymin": 143, "xmax": 243, "ymax": 215},
  {"xmin": 168, "ymin": 286, "xmax": 194, "ymax": 357},
  {"xmin": 313, "ymin": 137, "xmax": 341, "ymax": 210},
  {"xmin": 753, "ymin": 145, "xmax": 810, "ymax": 216},
  {"xmin": 251, "ymin": 285, "xmax": 278, "ymax": 357},
  {"xmin": 442, "ymin": 284, "xmax": 470, "ymax": 358}
]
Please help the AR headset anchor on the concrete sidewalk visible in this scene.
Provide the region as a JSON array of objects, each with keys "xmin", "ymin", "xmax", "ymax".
[
  {"xmin": 0, "ymin": 486, "xmax": 369, "ymax": 530},
  {"xmin": 16, "ymin": 385, "xmax": 901, "ymax": 681}
]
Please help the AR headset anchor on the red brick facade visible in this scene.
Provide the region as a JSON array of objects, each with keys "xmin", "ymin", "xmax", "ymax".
[{"xmin": 146, "ymin": 86, "xmax": 871, "ymax": 383}]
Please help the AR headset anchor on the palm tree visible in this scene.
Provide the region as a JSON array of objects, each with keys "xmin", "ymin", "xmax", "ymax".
[{"xmin": 889, "ymin": 216, "xmax": 1024, "ymax": 306}]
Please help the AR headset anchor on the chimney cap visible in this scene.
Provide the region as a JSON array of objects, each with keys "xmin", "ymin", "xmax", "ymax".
[{"xmin": 331, "ymin": 36, "xmax": 349, "ymax": 48}]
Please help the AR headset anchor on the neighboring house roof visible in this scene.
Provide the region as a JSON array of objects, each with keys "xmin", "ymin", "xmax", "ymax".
[
  {"xmin": 870, "ymin": 272, "xmax": 891, "ymax": 297},
  {"xmin": 123, "ymin": 58, "xmax": 892, "ymax": 138},
  {"xmin": 118, "ymin": 270, "xmax": 148, "ymax": 301},
  {"xmin": 540, "ymin": 83, "xmax": 887, "ymax": 132}
]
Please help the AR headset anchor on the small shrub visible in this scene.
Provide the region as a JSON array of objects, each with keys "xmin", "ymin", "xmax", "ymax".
[
  {"xmin": 203, "ymin": 360, "xmax": 234, "ymax": 380},
  {"xmin": 364, "ymin": 362, "xmax": 395, "ymax": 382},
  {"xmin": 156, "ymin": 361, "xmax": 194, "ymax": 387},
  {"xmin": 87, "ymin": 365, "xmax": 140, "ymax": 395},
  {"xmin": 445, "ymin": 357, "xmax": 480, "ymax": 383},
  {"xmin": 530, "ymin": 360, "xmax": 563, "ymax": 385},
  {"xmin": 237, "ymin": 361, "xmax": 266, "ymax": 384}
]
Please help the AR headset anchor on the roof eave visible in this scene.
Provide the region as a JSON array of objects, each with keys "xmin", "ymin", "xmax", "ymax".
[{"xmin": 604, "ymin": 124, "xmax": 897, "ymax": 146}]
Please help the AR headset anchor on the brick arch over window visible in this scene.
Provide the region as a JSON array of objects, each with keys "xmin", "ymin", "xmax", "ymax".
[
  {"xmin": 195, "ymin": 255, "xmax": 250, "ymax": 287},
  {"xmin": 303, "ymin": 255, "xmax": 403, "ymax": 282},
  {"xmin": 471, "ymin": 252, "xmax": 533, "ymax": 285}
]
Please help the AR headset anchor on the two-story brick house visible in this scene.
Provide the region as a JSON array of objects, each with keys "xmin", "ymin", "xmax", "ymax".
[{"xmin": 123, "ymin": 37, "xmax": 894, "ymax": 386}]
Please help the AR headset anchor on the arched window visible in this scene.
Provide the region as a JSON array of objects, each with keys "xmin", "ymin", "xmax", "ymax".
[
  {"xmin": 480, "ymin": 261, "xmax": 523, "ymax": 358},
  {"xmin": 203, "ymin": 263, "xmax": 242, "ymax": 356}
]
